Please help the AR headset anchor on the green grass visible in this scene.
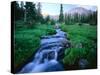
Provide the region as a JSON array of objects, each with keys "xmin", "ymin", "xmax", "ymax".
[
  {"xmin": 61, "ymin": 24, "xmax": 97, "ymax": 68},
  {"xmin": 14, "ymin": 22, "xmax": 56, "ymax": 69},
  {"xmin": 63, "ymin": 48, "xmax": 86, "ymax": 65},
  {"xmin": 14, "ymin": 21, "xmax": 97, "ymax": 70}
]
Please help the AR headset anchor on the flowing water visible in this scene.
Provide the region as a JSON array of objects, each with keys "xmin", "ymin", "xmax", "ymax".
[{"xmin": 19, "ymin": 27, "xmax": 70, "ymax": 73}]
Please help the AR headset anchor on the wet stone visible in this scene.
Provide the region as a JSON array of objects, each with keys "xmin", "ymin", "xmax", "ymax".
[{"xmin": 79, "ymin": 59, "xmax": 89, "ymax": 69}]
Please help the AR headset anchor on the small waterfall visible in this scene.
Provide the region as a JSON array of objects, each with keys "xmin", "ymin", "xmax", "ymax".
[{"xmin": 19, "ymin": 24, "xmax": 70, "ymax": 73}]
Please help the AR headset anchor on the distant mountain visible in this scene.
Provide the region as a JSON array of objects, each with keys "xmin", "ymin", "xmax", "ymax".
[
  {"xmin": 50, "ymin": 15, "xmax": 59, "ymax": 20},
  {"xmin": 66, "ymin": 7, "xmax": 93, "ymax": 16},
  {"xmin": 43, "ymin": 7, "xmax": 95, "ymax": 20},
  {"xmin": 42, "ymin": 14, "xmax": 59, "ymax": 21}
]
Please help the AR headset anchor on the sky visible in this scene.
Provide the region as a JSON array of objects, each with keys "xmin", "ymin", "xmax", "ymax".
[
  {"xmin": 41, "ymin": 2, "xmax": 97, "ymax": 16},
  {"xmin": 41, "ymin": 3, "xmax": 78, "ymax": 16},
  {"xmin": 18, "ymin": 1, "xmax": 97, "ymax": 16}
]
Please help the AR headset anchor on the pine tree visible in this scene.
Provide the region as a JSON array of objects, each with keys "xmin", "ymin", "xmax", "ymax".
[
  {"xmin": 24, "ymin": 2, "xmax": 27, "ymax": 22},
  {"xmin": 12, "ymin": 1, "xmax": 21, "ymax": 21},
  {"xmin": 59, "ymin": 4, "xmax": 64, "ymax": 23},
  {"xmin": 94, "ymin": 11, "xmax": 97, "ymax": 25},
  {"xmin": 20, "ymin": 1, "xmax": 24, "ymax": 20},
  {"xmin": 74, "ymin": 13, "xmax": 79, "ymax": 23},
  {"xmin": 24, "ymin": 2, "xmax": 37, "ymax": 25},
  {"xmin": 45, "ymin": 15, "xmax": 50, "ymax": 24},
  {"xmin": 37, "ymin": 2, "xmax": 43, "ymax": 23},
  {"xmin": 65, "ymin": 14, "xmax": 69, "ymax": 24},
  {"xmin": 92, "ymin": 11, "xmax": 97, "ymax": 25}
]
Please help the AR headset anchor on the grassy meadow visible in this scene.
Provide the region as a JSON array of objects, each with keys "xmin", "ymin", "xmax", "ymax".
[
  {"xmin": 14, "ymin": 21, "xmax": 56, "ymax": 70},
  {"xmin": 60, "ymin": 24, "xmax": 97, "ymax": 69},
  {"xmin": 14, "ymin": 21, "xmax": 97, "ymax": 71}
]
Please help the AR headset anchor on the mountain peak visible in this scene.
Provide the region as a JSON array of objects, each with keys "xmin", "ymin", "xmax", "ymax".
[{"xmin": 67, "ymin": 7, "xmax": 91, "ymax": 16}]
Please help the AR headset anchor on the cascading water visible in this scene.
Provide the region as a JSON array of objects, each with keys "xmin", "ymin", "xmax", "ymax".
[{"xmin": 19, "ymin": 24, "xmax": 70, "ymax": 73}]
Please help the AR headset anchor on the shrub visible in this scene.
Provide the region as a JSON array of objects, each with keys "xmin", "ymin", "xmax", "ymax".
[{"xmin": 63, "ymin": 48, "xmax": 86, "ymax": 65}]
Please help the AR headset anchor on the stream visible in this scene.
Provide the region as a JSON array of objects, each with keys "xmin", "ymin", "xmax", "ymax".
[{"xmin": 19, "ymin": 26, "xmax": 70, "ymax": 73}]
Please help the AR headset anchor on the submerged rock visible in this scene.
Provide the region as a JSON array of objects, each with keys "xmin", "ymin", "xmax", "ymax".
[{"xmin": 79, "ymin": 59, "xmax": 89, "ymax": 69}]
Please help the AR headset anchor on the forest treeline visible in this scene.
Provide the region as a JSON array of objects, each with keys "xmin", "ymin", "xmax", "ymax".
[
  {"xmin": 12, "ymin": 1, "xmax": 97, "ymax": 27},
  {"xmin": 12, "ymin": 1, "xmax": 55, "ymax": 27}
]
